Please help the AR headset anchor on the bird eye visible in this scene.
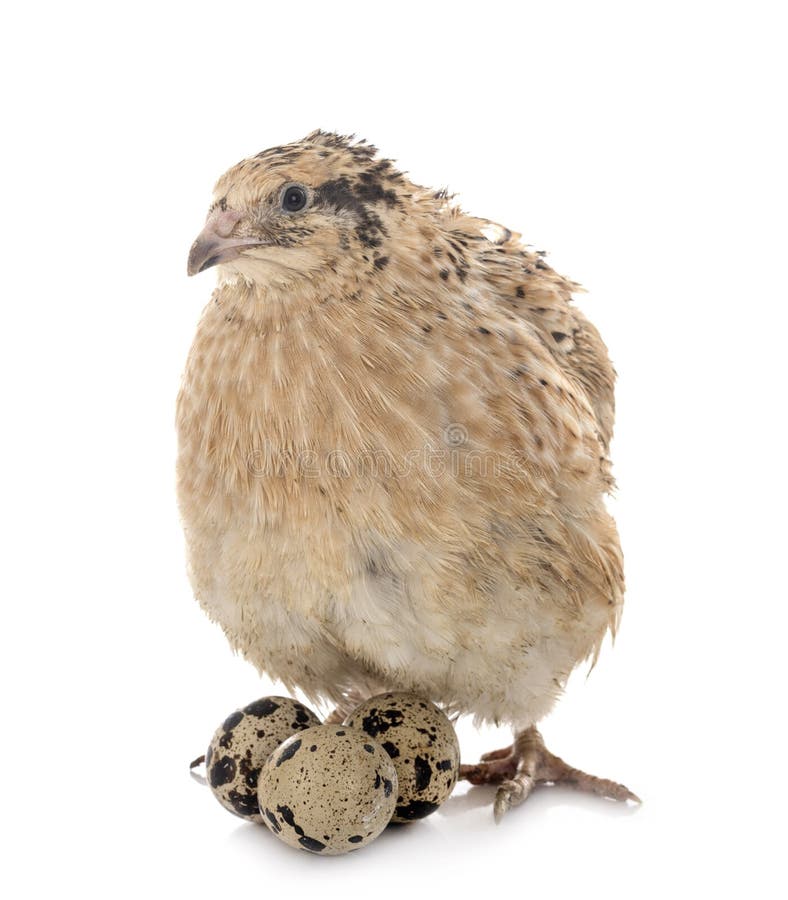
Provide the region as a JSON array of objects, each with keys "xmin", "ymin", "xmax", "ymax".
[{"xmin": 282, "ymin": 185, "xmax": 308, "ymax": 212}]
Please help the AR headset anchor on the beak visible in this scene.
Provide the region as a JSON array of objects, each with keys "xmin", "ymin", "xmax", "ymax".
[{"xmin": 187, "ymin": 208, "xmax": 264, "ymax": 276}]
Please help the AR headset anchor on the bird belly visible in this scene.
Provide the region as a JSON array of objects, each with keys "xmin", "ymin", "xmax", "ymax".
[
  {"xmin": 184, "ymin": 506, "xmax": 609, "ymax": 727},
  {"xmin": 335, "ymin": 543, "xmax": 610, "ymax": 728}
]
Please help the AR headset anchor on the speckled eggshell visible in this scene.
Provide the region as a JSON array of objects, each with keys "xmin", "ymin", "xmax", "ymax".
[
  {"xmin": 206, "ymin": 696, "xmax": 321, "ymax": 824},
  {"xmin": 344, "ymin": 692, "xmax": 460, "ymax": 822},
  {"xmin": 257, "ymin": 725, "xmax": 398, "ymax": 855}
]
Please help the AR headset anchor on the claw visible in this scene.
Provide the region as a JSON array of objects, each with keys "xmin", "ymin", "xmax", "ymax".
[
  {"xmin": 494, "ymin": 776, "xmax": 532, "ymax": 822},
  {"xmin": 493, "ymin": 788, "xmax": 510, "ymax": 823},
  {"xmin": 598, "ymin": 781, "xmax": 641, "ymax": 803}
]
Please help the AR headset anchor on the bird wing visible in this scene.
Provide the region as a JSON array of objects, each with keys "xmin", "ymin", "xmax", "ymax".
[{"xmin": 445, "ymin": 210, "xmax": 617, "ymax": 453}]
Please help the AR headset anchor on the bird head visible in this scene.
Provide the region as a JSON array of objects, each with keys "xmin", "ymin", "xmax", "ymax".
[{"xmin": 187, "ymin": 131, "xmax": 417, "ymax": 290}]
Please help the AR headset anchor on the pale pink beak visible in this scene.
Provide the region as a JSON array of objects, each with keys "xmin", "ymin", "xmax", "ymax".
[{"xmin": 187, "ymin": 208, "xmax": 264, "ymax": 276}]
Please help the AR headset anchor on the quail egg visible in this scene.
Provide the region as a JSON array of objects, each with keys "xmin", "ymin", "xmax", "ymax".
[
  {"xmin": 205, "ymin": 696, "xmax": 321, "ymax": 823},
  {"xmin": 345, "ymin": 692, "xmax": 460, "ymax": 822},
  {"xmin": 257, "ymin": 725, "xmax": 398, "ymax": 854}
]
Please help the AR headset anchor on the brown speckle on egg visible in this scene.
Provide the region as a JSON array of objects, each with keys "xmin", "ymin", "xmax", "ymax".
[
  {"xmin": 204, "ymin": 696, "xmax": 321, "ymax": 824},
  {"xmin": 257, "ymin": 724, "xmax": 398, "ymax": 854},
  {"xmin": 345, "ymin": 692, "xmax": 460, "ymax": 822}
]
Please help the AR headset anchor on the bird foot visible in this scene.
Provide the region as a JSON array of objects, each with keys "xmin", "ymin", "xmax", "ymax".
[{"xmin": 459, "ymin": 727, "xmax": 640, "ymax": 822}]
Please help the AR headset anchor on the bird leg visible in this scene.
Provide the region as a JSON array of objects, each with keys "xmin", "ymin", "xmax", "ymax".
[{"xmin": 459, "ymin": 726, "xmax": 640, "ymax": 821}]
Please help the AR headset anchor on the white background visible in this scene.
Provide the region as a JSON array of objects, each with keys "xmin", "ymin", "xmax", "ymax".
[{"xmin": 2, "ymin": 1, "xmax": 786, "ymax": 897}]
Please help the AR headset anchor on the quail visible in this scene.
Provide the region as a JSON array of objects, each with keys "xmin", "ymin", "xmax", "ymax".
[{"xmin": 178, "ymin": 131, "xmax": 637, "ymax": 818}]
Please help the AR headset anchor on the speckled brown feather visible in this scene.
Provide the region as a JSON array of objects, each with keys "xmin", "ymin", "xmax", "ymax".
[{"xmin": 177, "ymin": 131, "xmax": 624, "ymax": 727}]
